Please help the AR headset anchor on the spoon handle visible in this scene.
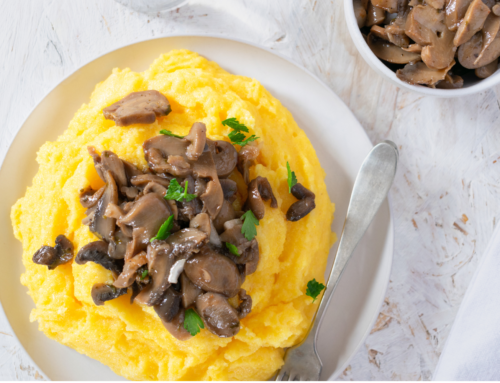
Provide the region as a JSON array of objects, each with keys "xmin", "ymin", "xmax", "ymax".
[{"xmin": 309, "ymin": 140, "xmax": 398, "ymax": 339}]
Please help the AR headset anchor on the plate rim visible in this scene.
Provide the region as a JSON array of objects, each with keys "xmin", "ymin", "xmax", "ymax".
[{"xmin": 0, "ymin": 33, "xmax": 394, "ymax": 381}]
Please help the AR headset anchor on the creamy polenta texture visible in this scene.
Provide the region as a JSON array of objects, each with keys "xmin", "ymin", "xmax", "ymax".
[{"xmin": 11, "ymin": 50, "xmax": 336, "ymax": 381}]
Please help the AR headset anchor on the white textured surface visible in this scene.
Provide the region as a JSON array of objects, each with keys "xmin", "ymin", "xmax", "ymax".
[{"xmin": 1, "ymin": 0, "xmax": 500, "ymax": 380}]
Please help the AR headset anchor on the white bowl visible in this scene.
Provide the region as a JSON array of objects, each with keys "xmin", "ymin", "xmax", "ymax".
[{"xmin": 343, "ymin": 0, "xmax": 500, "ymax": 97}]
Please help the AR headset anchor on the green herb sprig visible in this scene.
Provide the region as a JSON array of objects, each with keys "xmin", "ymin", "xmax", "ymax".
[
  {"xmin": 222, "ymin": 118, "xmax": 259, "ymax": 147},
  {"xmin": 150, "ymin": 215, "xmax": 174, "ymax": 242},
  {"xmin": 184, "ymin": 308, "xmax": 205, "ymax": 336},
  {"xmin": 160, "ymin": 129, "xmax": 184, "ymax": 139},
  {"xmin": 165, "ymin": 179, "xmax": 197, "ymax": 202},
  {"xmin": 225, "ymin": 242, "xmax": 240, "ymax": 257},
  {"xmin": 287, "ymin": 162, "xmax": 298, "ymax": 193},
  {"xmin": 241, "ymin": 210, "xmax": 259, "ymax": 241},
  {"xmin": 306, "ymin": 279, "xmax": 326, "ymax": 302}
]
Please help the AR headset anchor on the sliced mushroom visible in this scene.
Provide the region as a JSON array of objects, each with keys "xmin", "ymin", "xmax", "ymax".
[
  {"xmin": 184, "ymin": 246, "xmax": 241, "ymax": 298},
  {"xmin": 475, "ymin": 57, "xmax": 499, "ymax": 76},
  {"xmin": 454, "ymin": 0, "xmax": 491, "ymax": 47},
  {"xmin": 493, "ymin": 3, "xmax": 500, "ymax": 15},
  {"xmin": 212, "ymin": 200, "xmax": 237, "ymax": 234},
  {"xmin": 108, "ymin": 229, "xmax": 131, "ymax": 259},
  {"xmin": 246, "ymin": 176, "xmax": 278, "ymax": 220},
  {"xmin": 143, "ymin": 135, "xmax": 189, "ymax": 174},
  {"xmin": 354, "ymin": 0, "xmax": 368, "ymax": 27},
  {"xmin": 396, "ymin": 60, "xmax": 456, "ymax": 85},
  {"xmin": 220, "ymin": 179, "xmax": 238, "ymax": 203},
  {"xmin": 402, "ymin": 44, "xmax": 423, "ymax": 53},
  {"xmin": 475, "ymin": 14, "xmax": 500, "ymax": 63},
  {"xmin": 114, "ymin": 251, "xmax": 148, "ymax": 288},
  {"xmin": 286, "ymin": 183, "xmax": 316, "ymax": 222},
  {"xmin": 405, "ymin": 5, "xmax": 457, "ymax": 69},
  {"xmin": 385, "ymin": 24, "xmax": 410, "ymax": 48},
  {"xmin": 32, "ymin": 235, "xmax": 74, "ymax": 270},
  {"xmin": 103, "ymin": 90, "xmax": 171, "ymax": 127},
  {"xmin": 237, "ymin": 145, "xmax": 259, "ymax": 184},
  {"xmin": 160, "ymin": 307, "xmax": 192, "ymax": 341},
  {"xmin": 79, "ymin": 187, "xmax": 105, "ymax": 208},
  {"xmin": 166, "ymin": 228, "xmax": 208, "ymax": 258},
  {"xmin": 189, "ymin": 213, "xmax": 211, "ymax": 237},
  {"xmin": 75, "ymin": 240, "xmax": 124, "ymax": 274},
  {"xmin": 236, "ymin": 289, "xmax": 252, "ymax": 319},
  {"xmin": 143, "ymin": 181, "xmax": 168, "ymax": 198},
  {"xmin": 436, "ymin": 73, "xmax": 465, "ymax": 87},
  {"xmin": 427, "ymin": 0, "xmax": 445, "ymax": 9},
  {"xmin": 372, "ymin": 0, "xmax": 398, "ymax": 12},
  {"xmin": 117, "ymin": 193, "xmax": 172, "ymax": 248},
  {"xmin": 196, "ymin": 292, "xmax": 240, "ymax": 338},
  {"xmin": 199, "ymin": 180, "xmax": 224, "ymax": 219},
  {"xmin": 370, "ymin": 25, "xmax": 389, "ymax": 40},
  {"xmin": 86, "ymin": 170, "xmax": 118, "ymax": 242},
  {"xmin": 445, "ymin": 0, "xmax": 474, "ymax": 30},
  {"xmin": 180, "ymin": 272, "xmax": 202, "ymax": 308},
  {"xmin": 184, "ymin": 122, "xmax": 207, "ymax": 161},
  {"xmin": 91, "ymin": 283, "xmax": 128, "ymax": 306},
  {"xmin": 100, "ymin": 150, "xmax": 128, "ymax": 189},
  {"xmin": 131, "ymin": 174, "xmax": 171, "ymax": 189},
  {"xmin": 207, "ymin": 140, "xmax": 238, "ymax": 178},
  {"xmin": 458, "ymin": 30, "xmax": 500, "ymax": 68},
  {"xmin": 366, "ymin": 2, "xmax": 386, "ymax": 26},
  {"xmin": 367, "ymin": 33, "xmax": 421, "ymax": 63},
  {"xmin": 154, "ymin": 287, "xmax": 181, "ymax": 323},
  {"xmin": 122, "ymin": 159, "xmax": 144, "ymax": 181},
  {"xmin": 220, "ymin": 221, "xmax": 260, "ymax": 276}
]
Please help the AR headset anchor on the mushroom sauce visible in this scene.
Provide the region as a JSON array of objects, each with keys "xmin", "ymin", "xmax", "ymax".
[
  {"xmin": 356, "ymin": 0, "xmax": 500, "ymax": 87},
  {"xmin": 31, "ymin": 90, "xmax": 316, "ymax": 340}
]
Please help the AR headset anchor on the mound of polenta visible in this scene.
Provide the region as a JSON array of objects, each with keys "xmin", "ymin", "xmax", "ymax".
[{"xmin": 11, "ymin": 50, "xmax": 336, "ymax": 381}]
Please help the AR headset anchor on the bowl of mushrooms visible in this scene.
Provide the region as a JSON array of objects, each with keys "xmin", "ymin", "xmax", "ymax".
[{"xmin": 344, "ymin": 0, "xmax": 500, "ymax": 96}]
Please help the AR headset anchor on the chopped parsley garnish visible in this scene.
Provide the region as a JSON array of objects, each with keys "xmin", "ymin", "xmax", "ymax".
[
  {"xmin": 241, "ymin": 210, "xmax": 259, "ymax": 241},
  {"xmin": 184, "ymin": 308, "xmax": 204, "ymax": 336},
  {"xmin": 225, "ymin": 242, "xmax": 240, "ymax": 257},
  {"xmin": 306, "ymin": 279, "xmax": 326, "ymax": 302},
  {"xmin": 165, "ymin": 179, "xmax": 197, "ymax": 202},
  {"xmin": 160, "ymin": 129, "xmax": 184, "ymax": 139},
  {"xmin": 222, "ymin": 117, "xmax": 259, "ymax": 147},
  {"xmin": 150, "ymin": 215, "xmax": 174, "ymax": 242},
  {"xmin": 140, "ymin": 269, "xmax": 149, "ymax": 280},
  {"xmin": 287, "ymin": 162, "xmax": 297, "ymax": 193}
]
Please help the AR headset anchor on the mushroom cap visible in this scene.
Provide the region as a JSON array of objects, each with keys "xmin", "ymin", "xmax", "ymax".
[
  {"xmin": 196, "ymin": 292, "xmax": 240, "ymax": 338},
  {"xmin": 458, "ymin": 30, "xmax": 500, "ymax": 68},
  {"xmin": 367, "ymin": 33, "xmax": 421, "ymax": 64},
  {"xmin": 246, "ymin": 176, "xmax": 278, "ymax": 220},
  {"xmin": 207, "ymin": 140, "xmax": 238, "ymax": 179},
  {"xmin": 91, "ymin": 283, "xmax": 128, "ymax": 306}
]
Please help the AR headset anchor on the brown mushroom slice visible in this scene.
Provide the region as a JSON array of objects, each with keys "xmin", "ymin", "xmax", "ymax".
[
  {"xmin": 445, "ymin": 0, "xmax": 474, "ymax": 30},
  {"xmin": 184, "ymin": 122, "xmax": 207, "ymax": 161},
  {"xmin": 180, "ymin": 272, "xmax": 202, "ymax": 308},
  {"xmin": 91, "ymin": 283, "xmax": 128, "ymax": 306},
  {"xmin": 154, "ymin": 287, "xmax": 181, "ymax": 323},
  {"xmin": 372, "ymin": 0, "xmax": 398, "ymax": 12},
  {"xmin": 476, "ymin": 14, "xmax": 500, "ymax": 62},
  {"xmin": 367, "ymin": 33, "xmax": 421, "ymax": 63},
  {"xmin": 101, "ymin": 150, "xmax": 128, "ymax": 189},
  {"xmin": 143, "ymin": 135, "xmax": 189, "ymax": 174},
  {"xmin": 405, "ymin": 5, "xmax": 457, "ymax": 69},
  {"xmin": 184, "ymin": 246, "xmax": 241, "ymax": 298},
  {"xmin": 33, "ymin": 235, "xmax": 74, "ymax": 270},
  {"xmin": 236, "ymin": 289, "xmax": 252, "ymax": 319},
  {"xmin": 493, "ymin": 3, "xmax": 500, "ymax": 15},
  {"xmin": 108, "ymin": 229, "xmax": 130, "ymax": 260},
  {"xmin": 385, "ymin": 24, "xmax": 411, "ymax": 48},
  {"xmin": 402, "ymin": 44, "xmax": 423, "ymax": 53},
  {"xmin": 454, "ymin": 0, "xmax": 491, "ymax": 47},
  {"xmin": 131, "ymin": 174, "xmax": 171, "ymax": 189},
  {"xmin": 396, "ymin": 60, "xmax": 455, "ymax": 85},
  {"xmin": 189, "ymin": 213, "xmax": 211, "ymax": 237},
  {"xmin": 117, "ymin": 193, "xmax": 172, "ymax": 247},
  {"xmin": 122, "ymin": 159, "xmax": 144, "ymax": 180},
  {"xmin": 199, "ymin": 180, "xmax": 224, "ymax": 219},
  {"xmin": 161, "ymin": 308, "xmax": 192, "ymax": 341},
  {"xmin": 475, "ymin": 58, "xmax": 499, "ymax": 76},
  {"xmin": 220, "ymin": 222, "xmax": 260, "ymax": 276},
  {"xmin": 436, "ymin": 73, "xmax": 465, "ymax": 88},
  {"xmin": 237, "ymin": 145, "xmax": 259, "ymax": 184},
  {"xmin": 354, "ymin": 0, "xmax": 368, "ymax": 27},
  {"xmin": 286, "ymin": 183, "xmax": 317, "ymax": 222},
  {"xmin": 370, "ymin": 25, "xmax": 390, "ymax": 40},
  {"xmin": 103, "ymin": 90, "xmax": 171, "ymax": 127},
  {"xmin": 246, "ymin": 176, "xmax": 278, "ymax": 220},
  {"xmin": 79, "ymin": 187, "xmax": 105, "ymax": 208},
  {"xmin": 366, "ymin": 2, "xmax": 386, "ymax": 26},
  {"xmin": 213, "ymin": 200, "xmax": 237, "ymax": 234},
  {"xmin": 220, "ymin": 179, "xmax": 238, "ymax": 202},
  {"xmin": 165, "ymin": 228, "xmax": 208, "ymax": 258},
  {"xmin": 76, "ymin": 240, "xmax": 124, "ymax": 274},
  {"xmin": 196, "ymin": 292, "xmax": 240, "ymax": 338},
  {"xmin": 458, "ymin": 30, "xmax": 500, "ymax": 68},
  {"xmin": 427, "ymin": 0, "xmax": 445, "ymax": 9},
  {"xmin": 114, "ymin": 251, "xmax": 148, "ymax": 288},
  {"xmin": 207, "ymin": 140, "xmax": 238, "ymax": 179},
  {"xmin": 143, "ymin": 181, "xmax": 168, "ymax": 198}
]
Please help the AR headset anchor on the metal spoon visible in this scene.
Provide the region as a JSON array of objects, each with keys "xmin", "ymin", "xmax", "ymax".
[{"xmin": 276, "ymin": 140, "xmax": 399, "ymax": 381}]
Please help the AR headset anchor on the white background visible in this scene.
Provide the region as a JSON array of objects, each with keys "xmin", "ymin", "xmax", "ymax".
[{"xmin": 1, "ymin": 0, "xmax": 500, "ymax": 380}]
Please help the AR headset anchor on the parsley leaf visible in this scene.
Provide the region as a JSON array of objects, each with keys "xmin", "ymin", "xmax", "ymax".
[
  {"xmin": 165, "ymin": 179, "xmax": 197, "ymax": 202},
  {"xmin": 222, "ymin": 117, "xmax": 259, "ymax": 147},
  {"xmin": 306, "ymin": 279, "xmax": 325, "ymax": 302},
  {"xmin": 140, "ymin": 269, "xmax": 148, "ymax": 280},
  {"xmin": 150, "ymin": 215, "xmax": 174, "ymax": 242},
  {"xmin": 160, "ymin": 129, "xmax": 184, "ymax": 139},
  {"xmin": 241, "ymin": 210, "xmax": 259, "ymax": 241},
  {"xmin": 184, "ymin": 308, "xmax": 204, "ymax": 336},
  {"xmin": 225, "ymin": 242, "xmax": 240, "ymax": 257},
  {"xmin": 287, "ymin": 162, "xmax": 298, "ymax": 193},
  {"xmin": 222, "ymin": 117, "xmax": 249, "ymax": 132}
]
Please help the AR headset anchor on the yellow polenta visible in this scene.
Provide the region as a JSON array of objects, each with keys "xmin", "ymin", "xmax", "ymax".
[{"xmin": 11, "ymin": 50, "xmax": 336, "ymax": 381}]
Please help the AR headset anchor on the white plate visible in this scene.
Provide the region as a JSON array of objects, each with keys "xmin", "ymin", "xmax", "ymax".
[{"xmin": 0, "ymin": 35, "xmax": 393, "ymax": 381}]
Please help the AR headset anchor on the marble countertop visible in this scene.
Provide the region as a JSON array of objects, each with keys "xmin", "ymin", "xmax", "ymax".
[{"xmin": 1, "ymin": 0, "xmax": 500, "ymax": 380}]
